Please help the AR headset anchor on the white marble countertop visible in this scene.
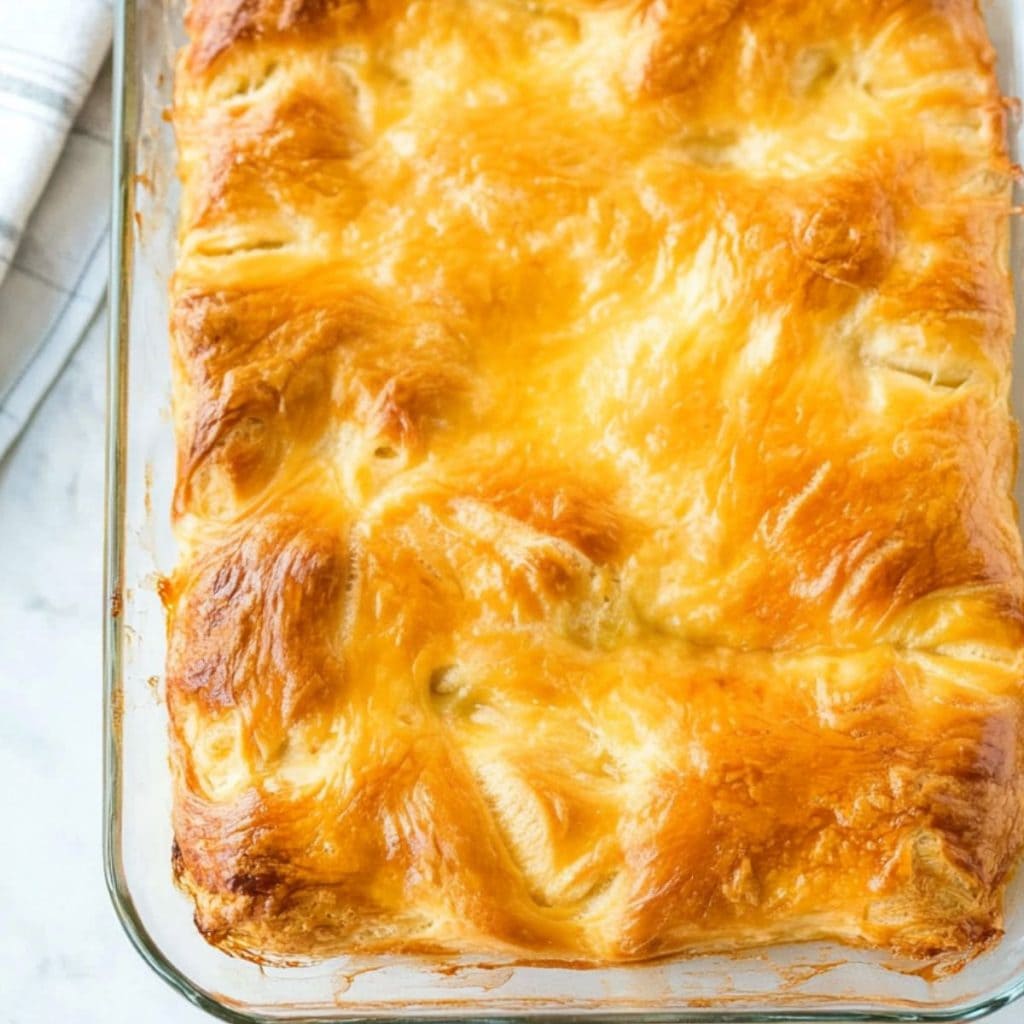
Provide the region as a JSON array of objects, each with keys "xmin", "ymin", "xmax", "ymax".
[
  {"xmin": 0, "ymin": 315, "xmax": 206, "ymax": 1022},
  {"xmin": 0, "ymin": 313, "xmax": 1020, "ymax": 1023}
]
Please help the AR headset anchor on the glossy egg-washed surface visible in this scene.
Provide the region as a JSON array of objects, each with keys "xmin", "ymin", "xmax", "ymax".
[{"xmin": 167, "ymin": 0, "xmax": 1024, "ymax": 963}]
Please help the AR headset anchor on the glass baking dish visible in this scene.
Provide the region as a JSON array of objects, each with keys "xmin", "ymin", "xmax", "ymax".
[{"xmin": 102, "ymin": 0, "xmax": 1024, "ymax": 1019}]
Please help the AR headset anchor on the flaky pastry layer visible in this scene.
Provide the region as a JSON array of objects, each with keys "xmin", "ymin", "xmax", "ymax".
[{"xmin": 167, "ymin": 0, "xmax": 1024, "ymax": 963}]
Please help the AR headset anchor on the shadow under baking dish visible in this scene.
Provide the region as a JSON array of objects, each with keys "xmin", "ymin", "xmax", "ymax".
[{"xmin": 102, "ymin": 0, "xmax": 1024, "ymax": 1019}]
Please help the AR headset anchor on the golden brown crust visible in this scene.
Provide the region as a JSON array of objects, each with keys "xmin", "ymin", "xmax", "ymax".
[{"xmin": 168, "ymin": 0, "xmax": 1024, "ymax": 963}]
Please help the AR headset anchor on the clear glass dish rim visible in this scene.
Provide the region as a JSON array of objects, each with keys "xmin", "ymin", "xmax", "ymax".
[{"xmin": 100, "ymin": 0, "xmax": 1024, "ymax": 1019}]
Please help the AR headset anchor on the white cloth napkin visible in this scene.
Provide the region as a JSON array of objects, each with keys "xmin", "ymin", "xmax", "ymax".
[{"xmin": 0, "ymin": 1, "xmax": 112, "ymax": 458}]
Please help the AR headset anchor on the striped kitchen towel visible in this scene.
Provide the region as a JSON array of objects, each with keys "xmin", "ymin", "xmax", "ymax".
[{"xmin": 0, "ymin": 1, "xmax": 112, "ymax": 458}]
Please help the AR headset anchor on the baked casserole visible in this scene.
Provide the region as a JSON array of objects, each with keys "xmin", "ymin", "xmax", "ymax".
[{"xmin": 166, "ymin": 0, "xmax": 1024, "ymax": 963}]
